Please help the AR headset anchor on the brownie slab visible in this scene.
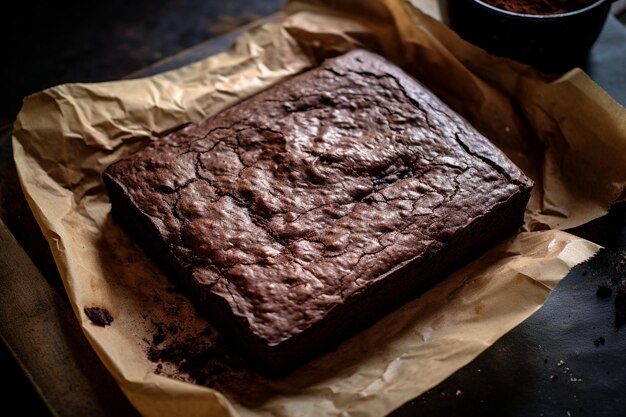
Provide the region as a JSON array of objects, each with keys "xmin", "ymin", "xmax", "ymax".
[{"xmin": 103, "ymin": 49, "xmax": 533, "ymax": 375}]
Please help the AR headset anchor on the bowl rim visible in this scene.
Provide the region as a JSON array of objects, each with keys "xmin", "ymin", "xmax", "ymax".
[{"xmin": 472, "ymin": 0, "xmax": 615, "ymax": 19}]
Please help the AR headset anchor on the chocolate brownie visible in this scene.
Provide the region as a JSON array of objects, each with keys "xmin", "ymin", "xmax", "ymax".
[{"xmin": 103, "ymin": 49, "xmax": 533, "ymax": 375}]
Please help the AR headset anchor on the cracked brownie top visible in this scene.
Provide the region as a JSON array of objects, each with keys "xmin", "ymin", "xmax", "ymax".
[{"xmin": 105, "ymin": 49, "xmax": 531, "ymax": 346}]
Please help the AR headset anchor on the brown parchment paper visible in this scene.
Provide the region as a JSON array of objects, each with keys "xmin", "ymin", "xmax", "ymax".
[{"xmin": 11, "ymin": 0, "xmax": 626, "ymax": 416}]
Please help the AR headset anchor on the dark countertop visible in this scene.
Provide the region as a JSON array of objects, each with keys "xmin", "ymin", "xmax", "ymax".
[
  {"xmin": 0, "ymin": 0, "xmax": 282, "ymax": 124},
  {"xmin": 1, "ymin": 2, "xmax": 625, "ymax": 417}
]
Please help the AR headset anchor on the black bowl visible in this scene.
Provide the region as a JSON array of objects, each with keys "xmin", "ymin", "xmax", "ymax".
[{"xmin": 438, "ymin": 0, "xmax": 615, "ymax": 73}]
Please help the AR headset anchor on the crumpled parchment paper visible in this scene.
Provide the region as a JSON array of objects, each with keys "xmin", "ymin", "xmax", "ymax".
[{"xmin": 11, "ymin": 1, "xmax": 626, "ymax": 416}]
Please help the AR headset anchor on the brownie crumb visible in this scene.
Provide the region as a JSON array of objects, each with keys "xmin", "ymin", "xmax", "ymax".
[
  {"xmin": 155, "ymin": 363, "xmax": 163, "ymax": 375},
  {"xmin": 84, "ymin": 307, "xmax": 113, "ymax": 326},
  {"xmin": 593, "ymin": 336, "xmax": 605, "ymax": 347},
  {"xmin": 550, "ymin": 374, "xmax": 558, "ymax": 381},
  {"xmin": 614, "ymin": 285, "xmax": 626, "ymax": 326},
  {"xmin": 596, "ymin": 284, "xmax": 612, "ymax": 298},
  {"xmin": 145, "ymin": 319, "xmax": 249, "ymax": 387}
]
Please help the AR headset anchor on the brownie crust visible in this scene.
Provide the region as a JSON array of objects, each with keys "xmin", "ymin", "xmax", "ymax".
[{"xmin": 103, "ymin": 49, "xmax": 533, "ymax": 374}]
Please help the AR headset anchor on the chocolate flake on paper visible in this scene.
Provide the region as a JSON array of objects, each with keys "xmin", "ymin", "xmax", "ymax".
[{"xmin": 84, "ymin": 306, "xmax": 114, "ymax": 326}]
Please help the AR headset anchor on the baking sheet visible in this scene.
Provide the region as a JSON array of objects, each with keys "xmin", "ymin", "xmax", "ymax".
[{"xmin": 11, "ymin": 0, "xmax": 626, "ymax": 416}]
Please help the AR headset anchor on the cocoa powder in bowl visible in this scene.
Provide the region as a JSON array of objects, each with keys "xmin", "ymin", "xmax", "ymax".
[{"xmin": 482, "ymin": 0, "xmax": 597, "ymax": 15}]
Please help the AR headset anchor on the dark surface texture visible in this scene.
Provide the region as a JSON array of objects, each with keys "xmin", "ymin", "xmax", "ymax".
[
  {"xmin": 0, "ymin": 2, "xmax": 625, "ymax": 416},
  {"xmin": 585, "ymin": 16, "xmax": 626, "ymax": 106},
  {"xmin": 104, "ymin": 49, "xmax": 532, "ymax": 373},
  {"xmin": 0, "ymin": 0, "xmax": 283, "ymax": 124}
]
